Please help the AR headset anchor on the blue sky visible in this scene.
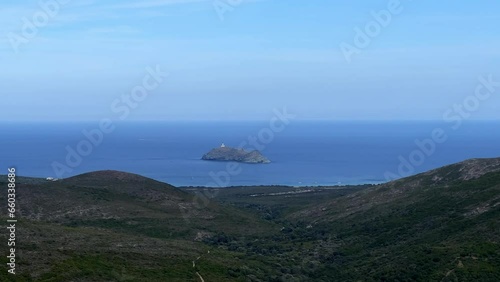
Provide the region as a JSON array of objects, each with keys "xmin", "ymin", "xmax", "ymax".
[{"xmin": 1, "ymin": 0, "xmax": 500, "ymax": 121}]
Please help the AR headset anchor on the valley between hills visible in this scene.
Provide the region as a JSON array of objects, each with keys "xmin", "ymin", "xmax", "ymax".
[{"xmin": 1, "ymin": 158, "xmax": 499, "ymax": 281}]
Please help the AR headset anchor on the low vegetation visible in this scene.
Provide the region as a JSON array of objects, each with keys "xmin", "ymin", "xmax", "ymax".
[{"xmin": 0, "ymin": 158, "xmax": 499, "ymax": 281}]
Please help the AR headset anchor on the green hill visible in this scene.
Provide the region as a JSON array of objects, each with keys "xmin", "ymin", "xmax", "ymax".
[
  {"xmin": 0, "ymin": 171, "xmax": 279, "ymax": 281},
  {"xmin": 1, "ymin": 158, "xmax": 499, "ymax": 281},
  {"xmin": 285, "ymin": 158, "xmax": 500, "ymax": 281}
]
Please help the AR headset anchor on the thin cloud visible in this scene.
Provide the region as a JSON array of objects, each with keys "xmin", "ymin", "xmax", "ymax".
[
  {"xmin": 108, "ymin": 0, "xmax": 209, "ymax": 9},
  {"xmin": 86, "ymin": 26, "xmax": 141, "ymax": 34}
]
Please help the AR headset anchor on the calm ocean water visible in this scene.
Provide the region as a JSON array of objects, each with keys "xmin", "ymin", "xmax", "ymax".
[{"xmin": 0, "ymin": 121, "xmax": 498, "ymax": 187}]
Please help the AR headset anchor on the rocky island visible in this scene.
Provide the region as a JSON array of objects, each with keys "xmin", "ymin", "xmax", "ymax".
[{"xmin": 202, "ymin": 143, "xmax": 271, "ymax": 164}]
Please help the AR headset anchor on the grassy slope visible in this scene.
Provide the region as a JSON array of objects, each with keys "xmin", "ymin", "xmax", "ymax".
[
  {"xmin": 0, "ymin": 158, "xmax": 499, "ymax": 281},
  {"xmin": 285, "ymin": 166, "xmax": 500, "ymax": 281},
  {"xmin": 0, "ymin": 218, "xmax": 255, "ymax": 282},
  {"xmin": 0, "ymin": 172, "xmax": 280, "ymax": 281}
]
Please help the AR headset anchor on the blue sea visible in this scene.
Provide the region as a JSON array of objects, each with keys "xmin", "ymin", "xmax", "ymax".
[{"xmin": 1, "ymin": 121, "xmax": 499, "ymax": 187}]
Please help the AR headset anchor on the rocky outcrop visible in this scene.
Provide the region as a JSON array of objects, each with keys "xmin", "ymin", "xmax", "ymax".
[{"xmin": 202, "ymin": 146, "xmax": 271, "ymax": 164}]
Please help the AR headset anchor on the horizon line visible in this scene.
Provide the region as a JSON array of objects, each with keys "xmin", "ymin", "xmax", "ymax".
[{"xmin": 2, "ymin": 118, "xmax": 500, "ymax": 123}]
